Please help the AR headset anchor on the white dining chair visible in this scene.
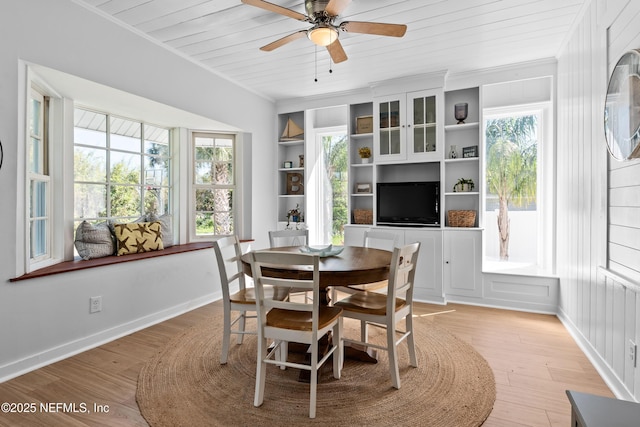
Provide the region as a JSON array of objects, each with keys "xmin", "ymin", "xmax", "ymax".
[
  {"xmin": 213, "ymin": 235, "xmax": 288, "ymax": 364},
  {"xmin": 331, "ymin": 230, "xmax": 398, "ymax": 305},
  {"xmin": 249, "ymin": 250, "xmax": 343, "ymax": 419},
  {"xmin": 269, "ymin": 228, "xmax": 311, "ymax": 302},
  {"xmin": 268, "ymin": 228, "xmax": 309, "ymax": 248},
  {"xmin": 335, "ymin": 242, "xmax": 420, "ymax": 389}
]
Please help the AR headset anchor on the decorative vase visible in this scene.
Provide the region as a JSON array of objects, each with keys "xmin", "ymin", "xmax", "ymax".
[
  {"xmin": 361, "ymin": 157, "xmax": 370, "ymax": 164},
  {"xmin": 454, "ymin": 103, "xmax": 468, "ymax": 124},
  {"xmin": 449, "ymin": 145, "xmax": 458, "ymax": 159}
]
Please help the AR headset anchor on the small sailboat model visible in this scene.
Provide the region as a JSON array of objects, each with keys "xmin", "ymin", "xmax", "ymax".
[{"xmin": 281, "ymin": 117, "xmax": 304, "ymax": 141}]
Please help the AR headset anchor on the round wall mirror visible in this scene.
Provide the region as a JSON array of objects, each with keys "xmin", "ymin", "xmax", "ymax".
[{"xmin": 604, "ymin": 49, "xmax": 640, "ymax": 161}]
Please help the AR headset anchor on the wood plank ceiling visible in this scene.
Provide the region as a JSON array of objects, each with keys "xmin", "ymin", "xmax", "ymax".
[{"xmin": 76, "ymin": 0, "xmax": 587, "ymax": 101}]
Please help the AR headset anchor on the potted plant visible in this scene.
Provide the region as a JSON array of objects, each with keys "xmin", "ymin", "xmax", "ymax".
[
  {"xmin": 454, "ymin": 178, "xmax": 475, "ymax": 192},
  {"xmin": 358, "ymin": 146, "xmax": 372, "ymax": 163},
  {"xmin": 286, "ymin": 204, "xmax": 303, "ymax": 227}
]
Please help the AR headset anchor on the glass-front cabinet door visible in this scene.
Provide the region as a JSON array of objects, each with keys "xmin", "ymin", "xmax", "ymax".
[
  {"xmin": 407, "ymin": 89, "xmax": 442, "ymax": 161},
  {"xmin": 374, "ymin": 95, "xmax": 405, "ymax": 162}
]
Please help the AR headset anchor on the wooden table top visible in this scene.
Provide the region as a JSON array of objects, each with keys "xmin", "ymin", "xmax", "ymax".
[{"xmin": 241, "ymin": 245, "xmax": 391, "ymax": 287}]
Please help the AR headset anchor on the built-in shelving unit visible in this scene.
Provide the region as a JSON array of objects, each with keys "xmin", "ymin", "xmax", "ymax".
[
  {"xmin": 348, "ymin": 103, "xmax": 374, "ymax": 225},
  {"xmin": 443, "ymin": 87, "xmax": 481, "ymax": 227},
  {"xmin": 277, "ymin": 111, "xmax": 305, "ymax": 226}
]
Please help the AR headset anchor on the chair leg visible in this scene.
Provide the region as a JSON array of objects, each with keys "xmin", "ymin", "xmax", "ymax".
[
  {"xmin": 309, "ymin": 340, "xmax": 318, "ymax": 419},
  {"xmin": 279, "ymin": 341, "xmax": 288, "ymax": 370},
  {"xmin": 220, "ymin": 308, "xmax": 231, "ymax": 364},
  {"xmin": 333, "ymin": 318, "xmax": 342, "ymax": 379},
  {"xmin": 237, "ymin": 311, "xmax": 247, "ymax": 345},
  {"xmin": 388, "ymin": 326, "xmax": 401, "ymax": 389},
  {"xmin": 360, "ymin": 320, "xmax": 368, "ymax": 343},
  {"xmin": 254, "ymin": 337, "xmax": 268, "ymax": 408},
  {"xmin": 406, "ymin": 314, "xmax": 417, "ymax": 367}
]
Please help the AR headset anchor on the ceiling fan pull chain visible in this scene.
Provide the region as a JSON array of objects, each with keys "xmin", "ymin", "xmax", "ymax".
[{"xmin": 314, "ymin": 45, "xmax": 318, "ymax": 82}]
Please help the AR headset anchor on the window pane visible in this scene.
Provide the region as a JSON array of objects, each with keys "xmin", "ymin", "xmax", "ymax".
[
  {"xmin": 145, "ymin": 186, "xmax": 169, "ymax": 215},
  {"xmin": 413, "ymin": 97, "xmax": 424, "ymax": 125},
  {"xmin": 195, "ymin": 161, "xmax": 213, "ymax": 184},
  {"xmin": 110, "ymin": 117, "xmax": 141, "ymax": 152},
  {"xmin": 74, "ymin": 110, "xmax": 107, "ymax": 147},
  {"xmin": 30, "ymin": 180, "xmax": 47, "ymax": 217},
  {"xmin": 30, "ymin": 219, "xmax": 47, "ymax": 258},
  {"xmin": 195, "ymin": 145, "xmax": 214, "ymax": 161},
  {"xmin": 30, "ymin": 98, "xmax": 41, "ymax": 136},
  {"xmin": 215, "ymin": 162, "xmax": 233, "ymax": 185},
  {"xmin": 74, "ymin": 146, "xmax": 106, "ymax": 182},
  {"xmin": 195, "ymin": 212, "xmax": 214, "ymax": 235},
  {"xmin": 110, "ymin": 185, "xmax": 142, "ymax": 217},
  {"xmin": 484, "ymin": 113, "xmax": 539, "ymax": 266},
  {"xmin": 110, "ymin": 151, "xmax": 141, "ymax": 184},
  {"xmin": 74, "ymin": 183, "xmax": 107, "ymax": 218},
  {"xmin": 413, "ymin": 127, "xmax": 424, "ymax": 153},
  {"xmin": 29, "ymin": 137, "xmax": 43, "ymax": 174},
  {"xmin": 144, "ymin": 156, "xmax": 169, "ymax": 186}
]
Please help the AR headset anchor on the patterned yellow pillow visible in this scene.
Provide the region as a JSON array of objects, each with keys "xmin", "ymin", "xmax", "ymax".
[{"xmin": 113, "ymin": 221, "xmax": 164, "ymax": 256}]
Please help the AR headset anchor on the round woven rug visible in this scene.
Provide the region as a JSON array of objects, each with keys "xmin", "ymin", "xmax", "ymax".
[{"xmin": 136, "ymin": 313, "xmax": 495, "ymax": 427}]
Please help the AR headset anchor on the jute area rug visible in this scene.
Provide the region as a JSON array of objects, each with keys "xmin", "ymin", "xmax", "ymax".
[{"xmin": 136, "ymin": 313, "xmax": 495, "ymax": 427}]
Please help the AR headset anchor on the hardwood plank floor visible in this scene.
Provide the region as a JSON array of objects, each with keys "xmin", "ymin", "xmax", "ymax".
[{"xmin": 0, "ymin": 301, "xmax": 613, "ymax": 426}]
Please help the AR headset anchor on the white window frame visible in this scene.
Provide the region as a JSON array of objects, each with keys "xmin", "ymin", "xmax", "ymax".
[
  {"xmin": 189, "ymin": 131, "xmax": 239, "ymax": 241},
  {"xmin": 482, "ymin": 102, "xmax": 555, "ymax": 274},
  {"xmin": 72, "ymin": 107, "xmax": 173, "ymax": 226},
  {"xmin": 23, "ymin": 69, "xmax": 67, "ymax": 274}
]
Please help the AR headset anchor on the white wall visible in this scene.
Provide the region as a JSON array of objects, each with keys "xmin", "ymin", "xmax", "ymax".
[
  {"xmin": 556, "ymin": 0, "xmax": 640, "ymax": 401},
  {"xmin": 0, "ymin": 0, "xmax": 275, "ymax": 381}
]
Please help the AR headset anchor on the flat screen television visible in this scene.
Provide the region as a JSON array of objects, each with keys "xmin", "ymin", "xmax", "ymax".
[{"xmin": 376, "ymin": 181, "xmax": 440, "ymax": 226}]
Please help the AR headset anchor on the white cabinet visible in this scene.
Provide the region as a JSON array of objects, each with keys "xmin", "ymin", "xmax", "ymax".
[
  {"xmin": 373, "ymin": 89, "xmax": 443, "ymax": 163},
  {"xmin": 443, "ymin": 229, "xmax": 482, "ymax": 298},
  {"xmin": 406, "ymin": 229, "xmax": 444, "ymax": 302}
]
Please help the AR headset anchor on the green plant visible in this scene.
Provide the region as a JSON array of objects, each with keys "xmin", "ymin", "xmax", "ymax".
[
  {"xmin": 454, "ymin": 178, "xmax": 475, "ymax": 192},
  {"xmin": 358, "ymin": 146, "xmax": 371, "ymax": 158}
]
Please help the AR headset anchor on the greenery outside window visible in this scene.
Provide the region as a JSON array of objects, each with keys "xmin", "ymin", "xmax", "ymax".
[
  {"xmin": 73, "ymin": 108, "xmax": 171, "ymax": 232},
  {"xmin": 192, "ymin": 132, "xmax": 235, "ymax": 237}
]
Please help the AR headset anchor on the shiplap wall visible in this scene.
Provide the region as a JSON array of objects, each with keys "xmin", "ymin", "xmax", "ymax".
[{"xmin": 557, "ymin": 0, "xmax": 640, "ymax": 401}]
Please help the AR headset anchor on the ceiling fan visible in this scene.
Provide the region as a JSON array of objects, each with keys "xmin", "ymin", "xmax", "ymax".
[{"xmin": 241, "ymin": 0, "xmax": 407, "ymax": 63}]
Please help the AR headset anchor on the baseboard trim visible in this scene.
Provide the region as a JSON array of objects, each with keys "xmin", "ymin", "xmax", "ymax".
[
  {"xmin": 556, "ymin": 307, "xmax": 635, "ymax": 402},
  {"xmin": 0, "ymin": 292, "xmax": 221, "ymax": 383}
]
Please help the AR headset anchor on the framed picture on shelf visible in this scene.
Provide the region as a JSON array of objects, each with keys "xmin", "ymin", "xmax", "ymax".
[
  {"xmin": 463, "ymin": 145, "xmax": 478, "ymax": 158},
  {"xmin": 356, "ymin": 183, "xmax": 372, "ymax": 193},
  {"xmin": 283, "ymin": 161, "xmax": 293, "ymax": 168}
]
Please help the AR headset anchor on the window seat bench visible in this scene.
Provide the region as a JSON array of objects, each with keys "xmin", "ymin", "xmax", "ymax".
[{"xmin": 11, "ymin": 242, "xmax": 215, "ymax": 282}]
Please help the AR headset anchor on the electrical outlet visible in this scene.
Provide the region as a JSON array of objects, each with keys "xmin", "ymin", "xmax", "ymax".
[
  {"xmin": 90, "ymin": 296, "xmax": 102, "ymax": 314},
  {"xmin": 629, "ymin": 340, "xmax": 637, "ymax": 367}
]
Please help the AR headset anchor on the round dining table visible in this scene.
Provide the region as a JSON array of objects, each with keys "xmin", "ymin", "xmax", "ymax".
[{"xmin": 240, "ymin": 245, "xmax": 392, "ymax": 305}]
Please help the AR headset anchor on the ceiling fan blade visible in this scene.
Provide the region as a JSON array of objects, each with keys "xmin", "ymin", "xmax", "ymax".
[
  {"xmin": 326, "ymin": 39, "xmax": 348, "ymax": 63},
  {"xmin": 260, "ymin": 30, "xmax": 308, "ymax": 51},
  {"xmin": 342, "ymin": 21, "xmax": 407, "ymax": 37},
  {"xmin": 325, "ymin": 0, "xmax": 351, "ymax": 16},
  {"xmin": 241, "ymin": 0, "xmax": 307, "ymax": 21}
]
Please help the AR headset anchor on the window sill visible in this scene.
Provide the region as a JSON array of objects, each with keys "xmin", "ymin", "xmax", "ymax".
[{"xmin": 10, "ymin": 242, "xmax": 215, "ymax": 282}]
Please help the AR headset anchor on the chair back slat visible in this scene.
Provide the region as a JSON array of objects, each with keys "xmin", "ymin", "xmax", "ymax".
[
  {"xmin": 269, "ymin": 229, "xmax": 309, "ymax": 248},
  {"xmin": 213, "ymin": 235, "xmax": 246, "ymax": 300},
  {"xmin": 250, "ymin": 251, "xmax": 320, "ymax": 318},
  {"xmin": 363, "ymin": 230, "xmax": 398, "ymax": 251},
  {"xmin": 386, "ymin": 242, "xmax": 420, "ymax": 312}
]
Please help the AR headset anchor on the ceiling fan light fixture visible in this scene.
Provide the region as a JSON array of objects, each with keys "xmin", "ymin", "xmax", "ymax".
[{"xmin": 308, "ymin": 25, "xmax": 338, "ymax": 46}]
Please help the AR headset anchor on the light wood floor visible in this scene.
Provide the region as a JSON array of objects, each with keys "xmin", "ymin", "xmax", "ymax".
[{"xmin": 0, "ymin": 301, "xmax": 613, "ymax": 426}]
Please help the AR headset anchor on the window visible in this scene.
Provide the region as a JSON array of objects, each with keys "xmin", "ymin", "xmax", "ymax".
[
  {"xmin": 73, "ymin": 108, "xmax": 171, "ymax": 228},
  {"xmin": 27, "ymin": 85, "xmax": 50, "ymax": 265},
  {"xmin": 483, "ymin": 103, "xmax": 554, "ymax": 274},
  {"xmin": 192, "ymin": 132, "xmax": 235, "ymax": 237}
]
